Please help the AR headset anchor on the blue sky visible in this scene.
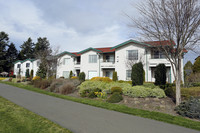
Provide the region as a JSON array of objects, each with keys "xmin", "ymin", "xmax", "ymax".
[{"xmin": 0, "ymin": 0, "xmax": 198, "ymax": 64}]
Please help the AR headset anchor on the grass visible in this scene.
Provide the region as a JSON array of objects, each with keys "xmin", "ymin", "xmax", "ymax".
[
  {"xmin": 0, "ymin": 96, "xmax": 72, "ymax": 133},
  {"xmin": 1, "ymin": 81, "xmax": 200, "ymax": 131}
]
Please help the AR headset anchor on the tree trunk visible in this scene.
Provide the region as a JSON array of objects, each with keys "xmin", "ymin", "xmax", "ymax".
[{"xmin": 176, "ymin": 57, "xmax": 182, "ymax": 105}]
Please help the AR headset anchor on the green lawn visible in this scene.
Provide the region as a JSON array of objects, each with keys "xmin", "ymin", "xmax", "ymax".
[
  {"xmin": 1, "ymin": 81, "xmax": 200, "ymax": 131},
  {"xmin": 0, "ymin": 96, "xmax": 72, "ymax": 133}
]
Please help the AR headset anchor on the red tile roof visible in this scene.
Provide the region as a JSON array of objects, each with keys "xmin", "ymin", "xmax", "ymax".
[
  {"xmin": 71, "ymin": 52, "xmax": 81, "ymax": 56},
  {"xmin": 144, "ymin": 40, "xmax": 176, "ymax": 46},
  {"xmin": 95, "ymin": 47, "xmax": 115, "ymax": 53}
]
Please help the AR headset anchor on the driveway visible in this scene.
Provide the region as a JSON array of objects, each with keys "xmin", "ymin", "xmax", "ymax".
[{"xmin": 0, "ymin": 83, "xmax": 199, "ymax": 133}]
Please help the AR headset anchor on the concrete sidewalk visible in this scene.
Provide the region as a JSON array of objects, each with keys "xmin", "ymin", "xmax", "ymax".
[{"xmin": 0, "ymin": 83, "xmax": 199, "ymax": 133}]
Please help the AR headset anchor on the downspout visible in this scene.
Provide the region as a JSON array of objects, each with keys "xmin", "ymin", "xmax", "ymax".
[
  {"xmin": 170, "ymin": 67, "xmax": 172, "ymax": 83},
  {"xmin": 146, "ymin": 49, "xmax": 148, "ymax": 82},
  {"xmin": 98, "ymin": 53, "xmax": 100, "ymax": 77}
]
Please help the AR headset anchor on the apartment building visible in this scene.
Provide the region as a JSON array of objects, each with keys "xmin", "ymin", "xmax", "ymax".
[
  {"xmin": 13, "ymin": 59, "xmax": 40, "ymax": 77},
  {"xmin": 56, "ymin": 39, "xmax": 184, "ymax": 83}
]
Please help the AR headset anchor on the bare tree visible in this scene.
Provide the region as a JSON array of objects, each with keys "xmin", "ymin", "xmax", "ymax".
[
  {"xmin": 125, "ymin": 54, "xmax": 145, "ymax": 70},
  {"xmin": 127, "ymin": 0, "xmax": 200, "ymax": 105}
]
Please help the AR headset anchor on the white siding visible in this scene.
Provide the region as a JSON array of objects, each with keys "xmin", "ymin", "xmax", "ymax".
[
  {"xmin": 56, "ymin": 54, "xmax": 75, "ymax": 78},
  {"xmin": 115, "ymin": 43, "xmax": 146, "ymax": 81},
  {"xmin": 80, "ymin": 50, "xmax": 101, "ymax": 79}
]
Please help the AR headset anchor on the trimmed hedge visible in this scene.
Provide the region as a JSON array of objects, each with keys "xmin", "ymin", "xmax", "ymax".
[{"xmin": 155, "ymin": 64, "xmax": 166, "ymax": 85}]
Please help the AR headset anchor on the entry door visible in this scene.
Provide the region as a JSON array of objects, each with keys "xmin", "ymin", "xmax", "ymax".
[{"xmin": 88, "ymin": 71, "xmax": 97, "ymax": 79}]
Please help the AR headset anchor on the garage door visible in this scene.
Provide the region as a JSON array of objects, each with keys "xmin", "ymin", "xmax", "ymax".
[{"xmin": 88, "ymin": 71, "xmax": 97, "ymax": 79}]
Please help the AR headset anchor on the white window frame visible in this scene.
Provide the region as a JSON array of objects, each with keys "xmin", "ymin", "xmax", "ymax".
[
  {"xmin": 63, "ymin": 58, "xmax": 70, "ymax": 65},
  {"xmin": 127, "ymin": 50, "xmax": 138, "ymax": 60},
  {"xmin": 26, "ymin": 63, "xmax": 30, "ymax": 68},
  {"xmin": 89, "ymin": 55, "xmax": 97, "ymax": 63},
  {"xmin": 126, "ymin": 70, "xmax": 132, "ymax": 80}
]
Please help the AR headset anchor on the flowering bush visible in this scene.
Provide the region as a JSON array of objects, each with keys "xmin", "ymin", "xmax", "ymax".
[
  {"xmin": 32, "ymin": 76, "xmax": 41, "ymax": 81},
  {"xmin": 94, "ymin": 92, "xmax": 107, "ymax": 99},
  {"xmin": 90, "ymin": 77, "xmax": 112, "ymax": 82},
  {"xmin": 71, "ymin": 76, "xmax": 78, "ymax": 79}
]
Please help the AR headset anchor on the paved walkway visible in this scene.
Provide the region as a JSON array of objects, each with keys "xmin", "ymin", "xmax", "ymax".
[{"xmin": 0, "ymin": 83, "xmax": 199, "ymax": 133}]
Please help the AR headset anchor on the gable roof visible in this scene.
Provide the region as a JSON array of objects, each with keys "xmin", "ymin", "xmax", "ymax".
[
  {"xmin": 144, "ymin": 40, "xmax": 176, "ymax": 46},
  {"xmin": 110, "ymin": 39, "xmax": 151, "ymax": 50},
  {"xmin": 77, "ymin": 47, "xmax": 102, "ymax": 54},
  {"xmin": 21, "ymin": 58, "xmax": 36, "ymax": 63},
  {"xmin": 56, "ymin": 51, "xmax": 77, "ymax": 57},
  {"xmin": 95, "ymin": 47, "xmax": 115, "ymax": 53}
]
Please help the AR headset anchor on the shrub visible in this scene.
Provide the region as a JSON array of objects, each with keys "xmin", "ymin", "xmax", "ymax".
[
  {"xmin": 193, "ymin": 57, "xmax": 200, "ymax": 73},
  {"xmin": 79, "ymin": 72, "xmax": 85, "ymax": 81},
  {"xmin": 32, "ymin": 76, "xmax": 41, "ymax": 81},
  {"xmin": 111, "ymin": 87, "xmax": 122, "ymax": 94},
  {"xmin": 33, "ymin": 79, "xmax": 51, "ymax": 89},
  {"xmin": 175, "ymin": 97, "xmax": 200, "ymax": 119},
  {"xmin": 30, "ymin": 69, "xmax": 34, "ymax": 78},
  {"xmin": 143, "ymin": 82, "xmax": 156, "ymax": 89},
  {"xmin": 155, "ymin": 64, "xmax": 166, "ymax": 86},
  {"xmin": 131, "ymin": 62, "xmax": 144, "ymax": 86},
  {"xmin": 59, "ymin": 83, "xmax": 74, "ymax": 95},
  {"xmin": 90, "ymin": 77, "xmax": 112, "ymax": 82},
  {"xmin": 78, "ymin": 81, "xmax": 131, "ymax": 95},
  {"xmin": 94, "ymin": 92, "xmax": 107, "ymax": 99},
  {"xmin": 107, "ymin": 92, "xmax": 123, "ymax": 103},
  {"xmin": 9, "ymin": 78, "xmax": 13, "ymax": 82},
  {"xmin": 25, "ymin": 69, "xmax": 30, "ymax": 78},
  {"xmin": 181, "ymin": 87, "xmax": 200, "ymax": 99},
  {"xmin": 112, "ymin": 71, "xmax": 118, "ymax": 81},
  {"xmin": 69, "ymin": 71, "xmax": 73, "ymax": 78},
  {"xmin": 71, "ymin": 76, "xmax": 78, "ymax": 79},
  {"xmin": 123, "ymin": 86, "xmax": 166, "ymax": 98}
]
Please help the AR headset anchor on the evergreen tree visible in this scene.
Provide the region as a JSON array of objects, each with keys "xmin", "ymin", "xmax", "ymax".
[
  {"xmin": 79, "ymin": 72, "xmax": 85, "ymax": 81},
  {"xmin": 0, "ymin": 31, "xmax": 9, "ymax": 72},
  {"xmin": 131, "ymin": 62, "xmax": 144, "ymax": 86},
  {"xmin": 155, "ymin": 64, "xmax": 166, "ymax": 86},
  {"xmin": 34, "ymin": 37, "xmax": 52, "ymax": 57},
  {"xmin": 184, "ymin": 61, "xmax": 193, "ymax": 80},
  {"xmin": 193, "ymin": 57, "xmax": 200, "ymax": 73},
  {"xmin": 69, "ymin": 70, "xmax": 73, "ymax": 78},
  {"xmin": 6, "ymin": 43, "xmax": 18, "ymax": 72},
  {"xmin": 19, "ymin": 37, "xmax": 35, "ymax": 60},
  {"xmin": 36, "ymin": 63, "xmax": 47, "ymax": 79},
  {"xmin": 112, "ymin": 71, "xmax": 118, "ymax": 81}
]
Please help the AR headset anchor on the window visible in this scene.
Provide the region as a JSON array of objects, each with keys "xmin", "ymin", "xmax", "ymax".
[
  {"xmin": 126, "ymin": 70, "xmax": 132, "ymax": 80},
  {"xmin": 17, "ymin": 64, "xmax": 21, "ymax": 68},
  {"xmin": 63, "ymin": 71, "xmax": 69, "ymax": 78},
  {"xmin": 89, "ymin": 55, "xmax": 97, "ymax": 63},
  {"xmin": 105, "ymin": 55, "xmax": 114, "ymax": 62},
  {"xmin": 151, "ymin": 50, "xmax": 165, "ymax": 59},
  {"xmin": 26, "ymin": 63, "xmax": 30, "ymax": 68},
  {"xmin": 63, "ymin": 58, "xmax": 70, "ymax": 65},
  {"xmin": 127, "ymin": 50, "xmax": 138, "ymax": 60},
  {"xmin": 37, "ymin": 61, "xmax": 40, "ymax": 67}
]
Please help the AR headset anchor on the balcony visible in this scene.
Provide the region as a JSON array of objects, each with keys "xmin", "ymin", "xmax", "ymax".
[
  {"xmin": 74, "ymin": 62, "xmax": 80, "ymax": 69},
  {"xmin": 101, "ymin": 61, "xmax": 115, "ymax": 68}
]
